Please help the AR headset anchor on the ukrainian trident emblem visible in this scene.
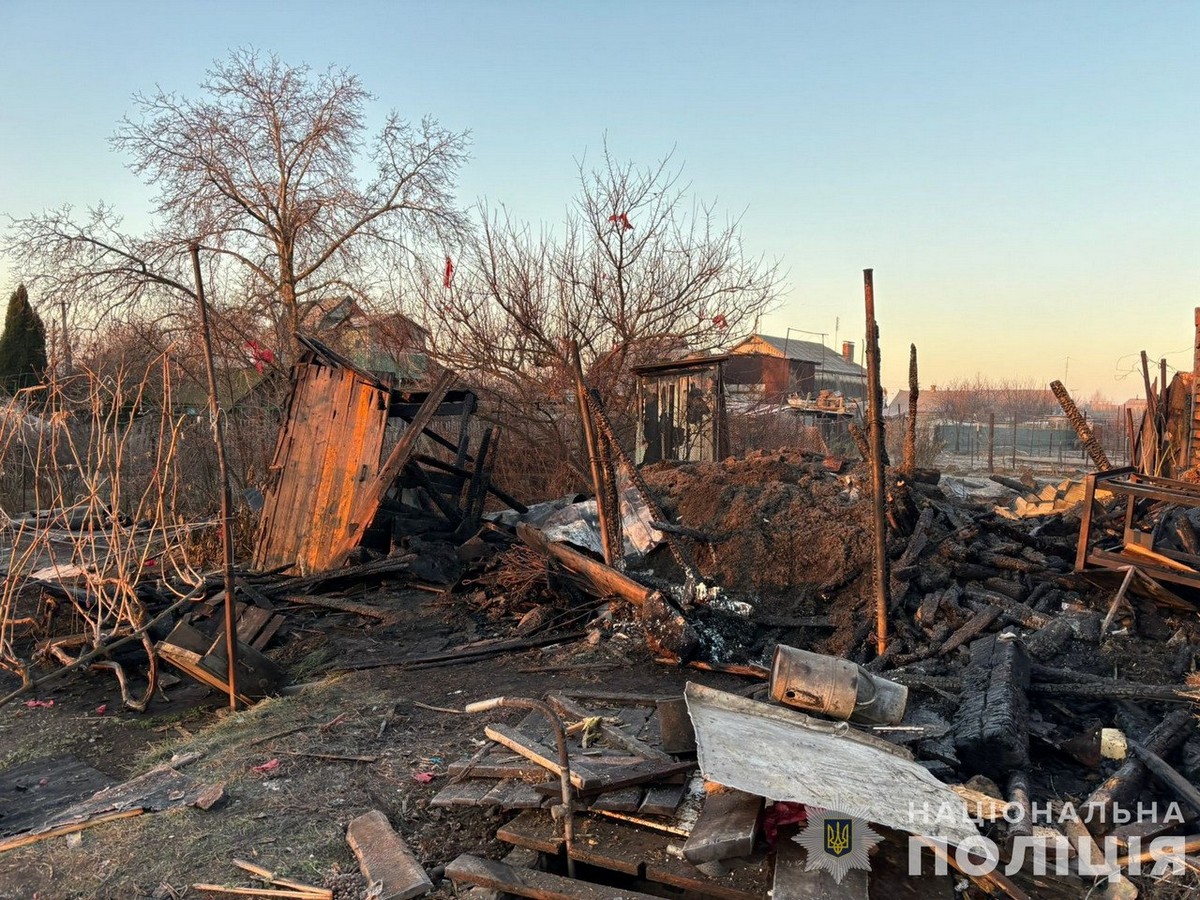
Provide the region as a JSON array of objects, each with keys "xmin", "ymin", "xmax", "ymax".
[
  {"xmin": 796, "ymin": 803, "xmax": 882, "ymax": 884},
  {"xmin": 823, "ymin": 817, "xmax": 853, "ymax": 858}
]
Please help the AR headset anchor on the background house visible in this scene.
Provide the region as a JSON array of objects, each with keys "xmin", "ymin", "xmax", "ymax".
[
  {"xmin": 725, "ymin": 334, "xmax": 867, "ymax": 403},
  {"xmin": 300, "ymin": 297, "xmax": 430, "ymax": 384}
]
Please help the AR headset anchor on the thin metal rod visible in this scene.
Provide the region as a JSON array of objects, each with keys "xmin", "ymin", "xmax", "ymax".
[
  {"xmin": 190, "ymin": 244, "xmax": 239, "ymax": 710},
  {"xmin": 863, "ymin": 269, "xmax": 889, "ymax": 656},
  {"xmin": 465, "ymin": 696, "xmax": 576, "ymax": 877}
]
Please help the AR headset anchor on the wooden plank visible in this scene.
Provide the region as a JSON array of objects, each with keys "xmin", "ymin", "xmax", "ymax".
[
  {"xmin": 639, "ymin": 783, "xmax": 685, "ymax": 817},
  {"xmin": 329, "ymin": 370, "xmax": 457, "ymax": 568},
  {"xmin": 682, "ymin": 787, "xmax": 763, "ymax": 864},
  {"xmin": 0, "ymin": 763, "xmax": 221, "ymax": 852},
  {"xmin": 0, "ymin": 809, "xmax": 142, "ymax": 853},
  {"xmin": 346, "ymin": 810, "xmax": 432, "ymax": 900},
  {"xmin": 448, "ymin": 751, "xmax": 545, "ymax": 781},
  {"xmin": 250, "ymin": 613, "xmax": 287, "ymax": 652},
  {"xmin": 773, "ymin": 835, "xmax": 868, "ymax": 899},
  {"xmin": 482, "ymin": 779, "xmax": 548, "ymax": 810},
  {"xmin": 497, "ymin": 810, "xmax": 565, "ymax": 854},
  {"xmin": 254, "ymin": 362, "xmax": 395, "ymax": 574},
  {"xmin": 589, "ymin": 787, "xmax": 643, "ymax": 813},
  {"xmin": 532, "ymin": 757, "xmax": 697, "ymax": 798},
  {"xmin": 0, "ymin": 755, "xmax": 114, "ymax": 837},
  {"xmin": 498, "ymin": 811, "xmax": 766, "ymax": 900},
  {"xmin": 483, "ymin": 724, "xmax": 604, "ymax": 791},
  {"xmin": 446, "ymin": 853, "xmax": 663, "ymax": 900},
  {"xmin": 547, "ymin": 695, "xmax": 671, "ymax": 761},
  {"xmin": 656, "ymin": 697, "xmax": 696, "ymax": 755},
  {"xmin": 642, "ymin": 855, "xmax": 766, "ymax": 900},
  {"xmin": 431, "ymin": 780, "xmax": 494, "ymax": 809},
  {"xmin": 192, "ymin": 886, "xmax": 323, "ymax": 899},
  {"xmin": 235, "ymin": 605, "xmax": 272, "ymax": 644}
]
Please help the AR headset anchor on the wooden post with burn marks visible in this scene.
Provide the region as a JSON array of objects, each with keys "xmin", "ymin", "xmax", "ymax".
[{"xmin": 863, "ymin": 269, "xmax": 889, "ymax": 656}]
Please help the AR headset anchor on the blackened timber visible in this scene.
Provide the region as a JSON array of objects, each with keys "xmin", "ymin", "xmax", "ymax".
[
  {"xmin": 1082, "ymin": 707, "xmax": 1195, "ymax": 832},
  {"xmin": 1050, "ymin": 380, "xmax": 1112, "ymax": 471},
  {"xmin": 1128, "ymin": 740, "xmax": 1200, "ymax": 818},
  {"xmin": 952, "ymin": 634, "xmax": 1031, "ymax": 778},
  {"xmin": 414, "ymin": 453, "xmax": 527, "ymax": 513},
  {"xmin": 446, "ymin": 852, "xmax": 663, "ymax": 900},
  {"xmin": 400, "ymin": 461, "xmax": 463, "ymax": 526}
]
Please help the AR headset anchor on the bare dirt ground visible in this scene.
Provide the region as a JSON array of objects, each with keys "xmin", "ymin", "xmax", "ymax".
[{"xmin": 0, "ymin": 592, "xmax": 743, "ymax": 900}]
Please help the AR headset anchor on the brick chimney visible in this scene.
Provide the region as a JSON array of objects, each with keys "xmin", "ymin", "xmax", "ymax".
[{"xmin": 841, "ymin": 341, "xmax": 855, "ymax": 364}]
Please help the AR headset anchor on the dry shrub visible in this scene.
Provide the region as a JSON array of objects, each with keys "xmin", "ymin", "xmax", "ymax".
[
  {"xmin": 885, "ymin": 417, "xmax": 946, "ymax": 470},
  {"xmin": 0, "ymin": 358, "xmax": 205, "ymax": 707},
  {"xmin": 727, "ymin": 408, "xmax": 829, "ymax": 458}
]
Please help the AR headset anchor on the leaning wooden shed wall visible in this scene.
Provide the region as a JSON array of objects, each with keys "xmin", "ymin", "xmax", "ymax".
[{"xmin": 253, "ymin": 361, "xmax": 391, "ymax": 574}]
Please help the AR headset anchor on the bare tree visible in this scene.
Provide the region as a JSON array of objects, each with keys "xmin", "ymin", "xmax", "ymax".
[
  {"xmin": 7, "ymin": 49, "xmax": 469, "ymax": 362},
  {"xmin": 421, "ymin": 147, "xmax": 781, "ymax": 492},
  {"xmin": 928, "ymin": 377, "xmax": 984, "ymax": 454}
]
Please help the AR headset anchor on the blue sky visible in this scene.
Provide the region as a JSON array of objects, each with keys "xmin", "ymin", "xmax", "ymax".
[{"xmin": 1, "ymin": 0, "xmax": 1196, "ymax": 398}]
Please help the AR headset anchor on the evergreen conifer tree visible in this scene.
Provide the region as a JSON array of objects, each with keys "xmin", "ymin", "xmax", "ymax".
[{"xmin": 0, "ymin": 285, "xmax": 48, "ymax": 391}]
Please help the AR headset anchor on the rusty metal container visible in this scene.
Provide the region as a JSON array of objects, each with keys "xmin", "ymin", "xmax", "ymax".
[{"xmin": 769, "ymin": 645, "xmax": 908, "ymax": 726}]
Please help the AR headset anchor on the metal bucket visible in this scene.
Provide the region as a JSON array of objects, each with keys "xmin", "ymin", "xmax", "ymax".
[{"xmin": 769, "ymin": 645, "xmax": 908, "ymax": 726}]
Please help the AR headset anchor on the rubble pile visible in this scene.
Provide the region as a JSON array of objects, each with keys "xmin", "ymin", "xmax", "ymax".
[
  {"xmin": 7, "ymin": 330, "xmax": 1200, "ymax": 899},
  {"xmin": 437, "ymin": 449, "xmax": 1200, "ymax": 898}
]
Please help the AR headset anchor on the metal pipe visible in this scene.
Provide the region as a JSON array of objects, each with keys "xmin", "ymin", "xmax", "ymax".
[
  {"xmin": 190, "ymin": 244, "xmax": 239, "ymax": 710},
  {"xmin": 863, "ymin": 269, "xmax": 889, "ymax": 656},
  {"xmin": 465, "ymin": 696, "xmax": 576, "ymax": 877}
]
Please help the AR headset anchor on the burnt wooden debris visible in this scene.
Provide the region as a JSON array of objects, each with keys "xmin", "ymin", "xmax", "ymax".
[
  {"xmin": 952, "ymin": 632, "xmax": 1031, "ymax": 777},
  {"xmin": 346, "ymin": 810, "xmax": 432, "ymax": 900},
  {"xmin": 254, "ymin": 339, "xmax": 478, "ymax": 573},
  {"xmin": 15, "ymin": 313, "xmax": 1200, "ymax": 899}
]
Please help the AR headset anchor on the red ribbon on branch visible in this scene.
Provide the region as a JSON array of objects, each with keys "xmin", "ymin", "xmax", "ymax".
[
  {"xmin": 608, "ymin": 212, "xmax": 633, "ymax": 231},
  {"xmin": 444, "ymin": 256, "xmax": 455, "ymax": 288},
  {"xmin": 246, "ymin": 340, "xmax": 275, "ymax": 374}
]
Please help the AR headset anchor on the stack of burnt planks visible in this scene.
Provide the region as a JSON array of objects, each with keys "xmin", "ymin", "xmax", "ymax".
[{"xmin": 441, "ymin": 690, "xmax": 774, "ymax": 900}]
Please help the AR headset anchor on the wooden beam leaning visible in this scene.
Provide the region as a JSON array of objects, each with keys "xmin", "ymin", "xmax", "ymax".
[
  {"xmin": 1050, "ymin": 380, "xmax": 1111, "ymax": 471},
  {"xmin": 327, "ymin": 370, "xmax": 456, "ymax": 568}
]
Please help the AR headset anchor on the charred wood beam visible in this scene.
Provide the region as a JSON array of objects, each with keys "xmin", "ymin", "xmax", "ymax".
[
  {"xmin": 1050, "ymin": 380, "xmax": 1112, "ymax": 471},
  {"xmin": 938, "ymin": 604, "xmax": 1002, "ymax": 657},
  {"xmin": 902, "ymin": 343, "xmax": 919, "ymax": 475},
  {"xmin": 401, "ymin": 461, "xmax": 464, "ymax": 526},
  {"xmin": 1083, "ymin": 707, "xmax": 1195, "ymax": 833},
  {"xmin": 1128, "ymin": 740, "xmax": 1200, "ymax": 818},
  {"xmin": 863, "ymin": 269, "xmax": 890, "ymax": 655},
  {"xmin": 953, "ymin": 633, "xmax": 1031, "ymax": 778},
  {"xmin": 414, "ymin": 453, "xmax": 527, "ymax": 514}
]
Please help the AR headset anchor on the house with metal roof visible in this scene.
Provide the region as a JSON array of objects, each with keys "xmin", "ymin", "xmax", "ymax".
[{"xmin": 725, "ymin": 334, "xmax": 867, "ymax": 402}]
